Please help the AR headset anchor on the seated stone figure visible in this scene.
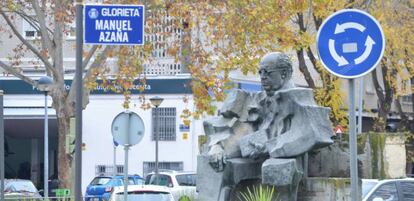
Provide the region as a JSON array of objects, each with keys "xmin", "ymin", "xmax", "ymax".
[{"xmin": 197, "ymin": 52, "xmax": 334, "ymax": 201}]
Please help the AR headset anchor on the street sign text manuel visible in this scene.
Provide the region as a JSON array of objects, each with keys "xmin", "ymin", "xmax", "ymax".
[
  {"xmin": 317, "ymin": 9, "xmax": 385, "ymax": 79},
  {"xmin": 84, "ymin": 4, "xmax": 144, "ymax": 45}
]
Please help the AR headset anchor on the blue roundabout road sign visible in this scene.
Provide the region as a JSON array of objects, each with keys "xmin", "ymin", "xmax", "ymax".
[{"xmin": 317, "ymin": 9, "xmax": 385, "ymax": 79}]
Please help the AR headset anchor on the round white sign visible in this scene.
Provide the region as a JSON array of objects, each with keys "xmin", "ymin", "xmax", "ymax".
[{"xmin": 111, "ymin": 111, "xmax": 145, "ymax": 146}]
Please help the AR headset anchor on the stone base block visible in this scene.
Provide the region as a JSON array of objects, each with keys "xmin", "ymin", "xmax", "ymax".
[{"xmin": 298, "ymin": 177, "xmax": 359, "ymax": 201}]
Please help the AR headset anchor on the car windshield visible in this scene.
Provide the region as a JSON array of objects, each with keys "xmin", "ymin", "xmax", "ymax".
[
  {"xmin": 5, "ymin": 180, "xmax": 38, "ymax": 193},
  {"xmin": 362, "ymin": 180, "xmax": 379, "ymax": 198},
  {"xmin": 146, "ymin": 175, "xmax": 172, "ymax": 187},
  {"xmin": 90, "ymin": 177, "xmax": 111, "ymax": 185},
  {"xmin": 176, "ymin": 174, "xmax": 196, "ymax": 186},
  {"xmin": 114, "ymin": 191, "xmax": 173, "ymax": 201}
]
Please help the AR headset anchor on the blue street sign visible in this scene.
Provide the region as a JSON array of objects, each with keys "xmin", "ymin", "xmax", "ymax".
[
  {"xmin": 84, "ymin": 4, "xmax": 144, "ymax": 45},
  {"xmin": 317, "ymin": 9, "xmax": 385, "ymax": 79},
  {"xmin": 113, "ymin": 139, "xmax": 119, "ymax": 147}
]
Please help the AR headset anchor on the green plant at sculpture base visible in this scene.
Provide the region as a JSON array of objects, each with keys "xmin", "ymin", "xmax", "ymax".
[
  {"xmin": 179, "ymin": 195, "xmax": 193, "ymax": 201},
  {"xmin": 239, "ymin": 185, "xmax": 278, "ymax": 201}
]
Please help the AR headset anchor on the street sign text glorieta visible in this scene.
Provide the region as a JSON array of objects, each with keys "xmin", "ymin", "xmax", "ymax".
[{"xmin": 101, "ymin": 8, "xmax": 141, "ymax": 17}]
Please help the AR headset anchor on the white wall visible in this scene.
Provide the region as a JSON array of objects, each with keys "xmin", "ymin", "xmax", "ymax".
[{"xmin": 82, "ymin": 94, "xmax": 204, "ymax": 191}]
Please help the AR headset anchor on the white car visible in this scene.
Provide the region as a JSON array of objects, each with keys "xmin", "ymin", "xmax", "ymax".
[
  {"xmin": 3, "ymin": 179, "xmax": 42, "ymax": 200},
  {"xmin": 145, "ymin": 170, "xmax": 197, "ymax": 200},
  {"xmin": 362, "ymin": 178, "xmax": 414, "ymax": 201},
  {"xmin": 109, "ymin": 185, "xmax": 174, "ymax": 201}
]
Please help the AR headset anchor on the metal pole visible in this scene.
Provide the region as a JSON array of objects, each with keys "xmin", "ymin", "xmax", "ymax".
[
  {"xmin": 44, "ymin": 92, "xmax": 49, "ymax": 199},
  {"xmin": 123, "ymin": 145, "xmax": 129, "ymax": 201},
  {"xmin": 75, "ymin": 1, "xmax": 84, "ymax": 200},
  {"xmin": 0, "ymin": 90, "xmax": 4, "ymax": 201},
  {"xmin": 358, "ymin": 77, "xmax": 364, "ymax": 134},
  {"xmin": 303, "ymin": 153, "xmax": 308, "ymax": 178},
  {"xmin": 113, "ymin": 146, "xmax": 116, "ymax": 177},
  {"xmin": 155, "ymin": 106, "xmax": 159, "ymax": 177},
  {"xmin": 349, "ymin": 79, "xmax": 359, "ymax": 201}
]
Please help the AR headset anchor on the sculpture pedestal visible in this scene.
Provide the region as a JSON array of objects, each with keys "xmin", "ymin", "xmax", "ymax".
[{"xmin": 298, "ymin": 177, "xmax": 358, "ymax": 201}]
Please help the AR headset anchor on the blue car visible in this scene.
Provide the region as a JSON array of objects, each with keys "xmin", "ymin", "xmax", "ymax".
[{"xmin": 84, "ymin": 175, "xmax": 143, "ymax": 201}]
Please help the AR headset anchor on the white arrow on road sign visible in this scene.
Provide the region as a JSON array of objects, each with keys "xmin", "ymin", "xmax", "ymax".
[
  {"xmin": 355, "ymin": 36, "xmax": 376, "ymax": 64},
  {"xmin": 334, "ymin": 22, "xmax": 366, "ymax": 34},
  {"xmin": 329, "ymin": 39, "xmax": 349, "ymax": 66}
]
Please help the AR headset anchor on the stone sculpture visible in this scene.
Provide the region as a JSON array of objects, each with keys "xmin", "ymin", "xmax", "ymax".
[{"xmin": 197, "ymin": 52, "xmax": 334, "ymax": 201}]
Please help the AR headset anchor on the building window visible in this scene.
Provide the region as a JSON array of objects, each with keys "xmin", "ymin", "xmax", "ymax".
[
  {"xmin": 152, "ymin": 107, "xmax": 176, "ymax": 141},
  {"xmin": 22, "ymin": 17, "xmax": 41, "ymax": 39},
  {"xmin": 402, "ymin": 95, "xmax": 413, "ymax": 104},
  {"xmin": 95, "ymin": 165, "xmax": 124, "ymax": 176},
  {"xmin": 142, "ymin": 161, "xmax": 183, "ymax": 177}
]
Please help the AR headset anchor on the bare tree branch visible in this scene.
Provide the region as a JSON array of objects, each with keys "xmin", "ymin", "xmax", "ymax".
[
  {"xmin": 372, "ymin": 61, "xmax": 385, "ymax": 104},
  {"xmin": 0, "ymin": 61, "xmax": 37, "ymax": 86},
  {"xmin": 0, "ymin": 8, "xmax": 55, "ymax": 75},
  {"xmin": 83, "ymin": 45, "xmax": 100, "ymax": 69},
  {"xmin": 67, "ymin": 45, "xmax": 115, "ymax": 104},
  {"xmin": 295, "ymin": 12, "xmax": 316, "ymax": 88},
  {"xmin": 31, "ymin": 0, "xmax": 54, "ymax": 59}
]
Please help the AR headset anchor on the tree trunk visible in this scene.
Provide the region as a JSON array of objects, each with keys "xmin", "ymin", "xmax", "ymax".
[
  {"xmin": 180, "ymin": 17, "xmax": 191, "ymax": 73},
  {"xmin": 296, "ymin": 48, "xmax": 315, "ymax": 88},
  {"xmin": 395, "ymin": 98, "xmax": 410, "ymax": 131},
  {"xmin": 57, "ymin": 111, "xmax": 72, "ymax": 188},
  {"xmin": 371, "ymin": 59, "xmax": 394, "ymax": 131},
  {"xmin": 51, "ymin": 88, "xmax": 74, "ymax": 189},
  {"xmin": 295, "ymin": 12, "xmax": 315, "ymax": 88}
]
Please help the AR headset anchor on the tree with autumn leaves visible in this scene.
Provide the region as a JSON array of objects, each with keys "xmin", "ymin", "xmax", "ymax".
[
  {"xmin": 0, "ymin": 0, "xmax": 413, "ymax": 190},
  {"xmin": 162, "ymin": 0, "xmax": 413, "ymax": 131}
]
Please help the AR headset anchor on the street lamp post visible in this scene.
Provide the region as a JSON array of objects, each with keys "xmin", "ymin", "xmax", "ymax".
[
  {"xmin": 38, "ymin": 76, "xmax": 53, "ymax": 199},
  {"xmin": 149, "ymin": 96, "xmax": 163, "ymax": 177}
]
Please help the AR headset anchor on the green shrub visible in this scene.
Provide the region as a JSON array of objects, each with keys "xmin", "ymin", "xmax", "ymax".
[
  {"xmin": 239, "ymin": 185, "xmax": 278, "ymax": 201},
  {"xmin": 179, "ymin": 195, "xmax": 192, "ymax": 201}
]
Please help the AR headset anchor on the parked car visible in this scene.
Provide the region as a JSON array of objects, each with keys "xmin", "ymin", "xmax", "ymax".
[
  {"xmin": 85, "ymin": 175, "xmax": 143, "ymax": 201},
  {"xmin": 362, "ymin": 178, "xmax": 414, "ymax": 201},
  {"xmin": 145, "ymin": 170, "xmax": 197, "ymax": 200},
  {"xmin": 3, "ymin": 179, "xmax": 42, "ymax": 200},
  {"xmin": 109, "ymin": 185, "xmax": 175, "ymax": 201}
]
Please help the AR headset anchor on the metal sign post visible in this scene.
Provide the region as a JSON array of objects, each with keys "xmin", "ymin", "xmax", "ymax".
[
  {"xmin": 0, "ymin": 91, "xmax": 4, "ymax": 201},
  {"xmin": 349, "ymin": 79, "xmax": 358, "ymax": 201},
  {"xmin": 113, "ymin": 139, "xmax": 119, "ymax": 177},
  {"xmin": 317, "ymin": 9, "xmax": 385, "ymax": 201},
  {"xmin": 123, "ymin": 145, "xmax": 130, "ymax": 201},
  {"xmin": 358, "ymin": 78, "xmax": 364, "ymax": 134},
  {"xmin": 111, "ymin": 111, "xmax": 145, "ymax": 201},
  {"xmin": 75, "ymin": 1, "xmax": 84, "ymax": 201}
]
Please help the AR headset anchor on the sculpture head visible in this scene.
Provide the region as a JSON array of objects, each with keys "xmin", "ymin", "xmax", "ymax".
[{"xmin": 258, "ymin": 52, "xmax": 293, "ymax": 96}]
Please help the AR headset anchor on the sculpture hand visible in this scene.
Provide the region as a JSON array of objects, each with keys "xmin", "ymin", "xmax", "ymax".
[{"xmin": 207, "ymin": 144, "xmax": 226, "ymax": 172}]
